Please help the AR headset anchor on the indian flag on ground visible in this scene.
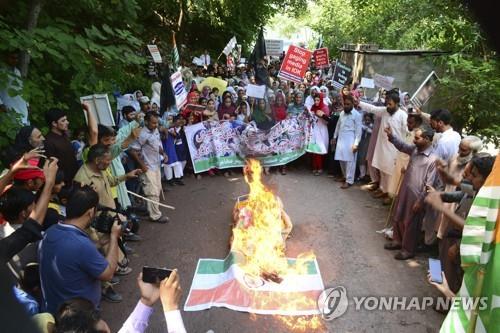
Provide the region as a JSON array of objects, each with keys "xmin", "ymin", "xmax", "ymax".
[
  {"xmin": 441, "ymin": 154, "xmax": 500, "ymax": 333},
  {"xmin": 184, "ymin": 252, "xmax": 325, "ymax": 315}
]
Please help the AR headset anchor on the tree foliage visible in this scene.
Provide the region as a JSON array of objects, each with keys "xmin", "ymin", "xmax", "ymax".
[
  {"xmin": 0, "ymin": 0, "xmax": 306, "ymax": 152},
  {"xmin": 313, "ymin": 0, "xmax": 499, "ymax": 144}
]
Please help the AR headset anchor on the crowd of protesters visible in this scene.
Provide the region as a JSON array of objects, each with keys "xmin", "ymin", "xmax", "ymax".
[{"xmin": 0, "ymin": 46, "xmax": 497, "ymax": 332}]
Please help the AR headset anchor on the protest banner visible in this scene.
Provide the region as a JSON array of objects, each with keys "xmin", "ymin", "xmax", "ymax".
[
  {"xmin": 359, "ymin": 77, "xmax": 375, "ymax": 89},
  {"xmin": 313, "ymin": 48, "xmax": 329, "ymax": 68},
  {"xmin": 170, "ymin": 71, "xmax": 188, "ymax": 110},
  {"xmin": 373, "ymin": 73, "xmax": 394, "ymax": 91},
  {"xmin": 245, "ymin": 84, "xmax": 266, "ymax": 99},
  {"xmin": 332, "ymin": 60, "xmax": 353, "ymax": 89},
  {"xmin": 410, "ymin": 71, "xmax": 439, "ymax": 108},
  {"xmin": 147, "ymin": 44, "xmax": 162, "ymax": 63},
  {"xmin": 184, "ymin": 114, "xmax": 327, "ymax": 173},
  {"xmin": 200, "ymin": 76, "xmax": 228, "ymax": 94},
  {"xmin": 192, "ymin": 57, "xmax": 204, "ymax": 66},
  {"xmin": 264, "ymin": 39, "xmax": 284, "ymax": 56},
  {"xmin": 80, "ymin": 94, "xmax": 115, "ymax": 126},
  {"xmin": 277, "ymin": 45, "xmax": 313, "ymax": 83}
]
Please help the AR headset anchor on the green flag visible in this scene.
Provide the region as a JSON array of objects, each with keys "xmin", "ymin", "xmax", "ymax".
[
  {"xmin": 441, "ymin": 155, "xmax": 500, "ymax": 333},
  {"xmin": 171, "ymin": 32, "xmax": 180, "ymax": 70}
]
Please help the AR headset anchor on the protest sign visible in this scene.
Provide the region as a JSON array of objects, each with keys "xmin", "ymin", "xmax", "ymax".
[
  {"xmin": 265, "ymin": 39, "xmax": 284, "ymax": 56},
  {"xmin": 277, "ymin": 45, "xmax": 313, "ymax": 83},
  {"xmin": 192, "ymin": 57, "xmax": 204, "ymax": 66},
  {"xmin": 332, "ymin": 61, "xmax": 352, "ymax": 89},
  {"xmin": 147, "ymin": 45, "xmax": 162, "ymax": 63},
  {"xmin": 359, "ymin": 77, "xmax": 375, "ymax": 89},
  {"xmin": 245, "ymin": 84, "xmax": 266, "ymax": 99},
  {"xmin": 373, "ymin": 73, "xmax": 394, "ymax": 91},
  {"xmin": 313, "ymin": 48, "xmax": 329, "ymax": 68},
  {"xmin": 170, "ymin": 71, "xmax": 188, "ymax": 110},
  {"xmin": 80, "ymin": 94, "xmax": 115, "ymax": 127},
  {"xmin": 410, "ymin": 71, "xmax": 439, "ymax": 108},
  {"xmin": 200, "ymin": 77, "xmax": 228, "ymax": 94}
]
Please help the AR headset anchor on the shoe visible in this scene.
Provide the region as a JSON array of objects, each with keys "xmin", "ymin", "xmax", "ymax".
[
  {"xmin": 150, "ymin": 216, "xmax": 170, "ymax": 224},
  {"xmin": 208, "ymin": 170, "xmax": 216, "ymax": 177},
  {"xmin": 123, "ymin": 232, "xmax": 142, "ymax": 242},
  {"xmin": 314, "ymin": 171, "xmax": 320, "ymax": 176},
  {"xmin": 372, "ymin": 190, "xmax": 387, "ymax": 198},
  {"xmin": 167, "ymin": 179, "xmax": 176, "ymax": 186},
  {"xmin": 361, "ymin": 183, "xmax": 378, "ymax": 191},
  {"xmin": 317, "ymin": 169, "xmax": 323, "ymax": 174},
  {"xmin": 334, "ymin": 177, "xmax": 346, "ymax": 183},
  {"xmin": 122, "ymin": 243, "xmax": 135, "ymax": 255},
  {"xmin": 340, "ymin": 182, "xmax": 351, "ymax": 189},
  {"xmin": 115, "ymin": 265, "xmax": 133, "ymax": 276},
  {"xmin": 110, "ymin": 275, "xmax": 120, "ymax": 285},
  {"xmin": 384, "ymin": 242, "xmax": 402, "ymax": 250},
  {"xmin": 196, "ymin": 174, "xmax": 202, "ymax": 180},
  {"xmin": 102, "ymin": 287, "xmax": 123, "ymax": 303},
  {"xmin": 174, "ymin": 178, "xmax": 185, "ymax": 185},
  {"xmin": 394, "ymin": 251, "xmax": 415, "ymax": 260},
  {"xmin": 280, "ymin": 168, "xmax": 287, "ymax": 175}
]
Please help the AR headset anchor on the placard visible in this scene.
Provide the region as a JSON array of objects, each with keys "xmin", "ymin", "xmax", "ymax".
[
  {"xmin": 359, "ymin": 77, "xmax": 375, "ymax": 89},
  {"xmin": 313, "ymin": 48, "xmax": 329, "ymax": 68},
  {"xmin": 373, "ymin": 73, "xmax": 394, "ymax": 91},
  {"xmin": 80, "ymin": 94, "xmax": 115, "ymax": 126},
  {"xmin": 332, "ymin": 61, "xmax": 352, "ymax": 89},
  {"xmin": 265, "ymin": 39, "xmax": 284, "ymax": 56},
  {"xmin": 246, "ymin": 84, "xmax": 266, "ymax": 99},
  {"xmin": 147, "ymin": 45, "xmax": 162, "ymax": 63},
  {"xmin": 170, "ymin": 71, "xmax": 188, "ymax": 110},
  {"xmin": 277, "ymin": 45, "xmax": 313, "ymax": 83},
  {"xmin": 410, "ymin": 71, "xmax": 439, "ymax": 108}
]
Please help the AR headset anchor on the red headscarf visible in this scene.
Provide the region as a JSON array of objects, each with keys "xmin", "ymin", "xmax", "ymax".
[
  {"xmin": 271, "ymin": 92, "xmax": 287, "ymax": 121},
  {"xmin": 310, "ymin": 92, "xmax": 330, "ymax": 115}
]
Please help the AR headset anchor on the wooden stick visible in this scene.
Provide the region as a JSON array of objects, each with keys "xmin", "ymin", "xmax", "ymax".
[
  {"xmin": 127, "ymin": 190, "xmax": 175, "ymax": 210},
  {"xmin": 384, "ymin": 171, "xmax": 403, "ymax": 228}
]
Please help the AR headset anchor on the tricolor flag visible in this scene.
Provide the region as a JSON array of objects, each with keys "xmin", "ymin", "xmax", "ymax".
[
  {"xmin": 441, "ymin": 154, "xmax": 500, "ymax": 332},
  {"xmin": 184, "ymin": 252, "xmax": 325, "ymax": 315},
  {"xmin": 171, "ymin": 32, "xmax": 180, "ymax": 70},
  {"xmin": 222, "ymin": 36, "xmax": 237, "ymax": 56}
]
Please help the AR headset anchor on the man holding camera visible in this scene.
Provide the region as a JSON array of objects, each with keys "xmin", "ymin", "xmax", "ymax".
[{"xmin": 39, "ymin": 185, "xmax": 122, "ymax": 314}]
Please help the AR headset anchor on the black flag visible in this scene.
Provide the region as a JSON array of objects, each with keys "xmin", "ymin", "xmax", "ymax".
[
  {"xmin": 160, "ymin": 63, "xmax": 176, "ymax": 116},
  {"xmin": 249, "ymin": 27, "xmax": 266, "ymax": 66}
]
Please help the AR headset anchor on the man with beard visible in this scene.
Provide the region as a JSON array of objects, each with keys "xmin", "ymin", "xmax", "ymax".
[
  {"xmin": 332, "ymin": 95, "xmax": 362, "ymax": 189},
  {"xmin": 383, "ymin": 124, "xmax": 439, "ymax": 260},
  {"xmin": 359, "ymin": 92, "xmax": 408, "ymax": 200},
  {"xmin": 435, "ymin": 136, "xmax": 483, "ymax": 240}
]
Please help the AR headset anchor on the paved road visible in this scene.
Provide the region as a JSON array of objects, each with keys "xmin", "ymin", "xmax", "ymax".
[{"xmin": 102, "ymin": 163, "xmax": 444, "ymax": 333}]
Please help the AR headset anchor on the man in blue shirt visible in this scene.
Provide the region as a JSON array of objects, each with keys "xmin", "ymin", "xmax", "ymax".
[{"xmin": 39, "ymin": 185, "xmax": 121, "ymax": 314}]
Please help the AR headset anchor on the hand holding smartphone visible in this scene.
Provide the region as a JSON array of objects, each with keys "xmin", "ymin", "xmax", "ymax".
[
  {"xmin": 142, "ymin": 266, "xmax": 173, "ymax": 284},
  {"xmin": 428, "ymin": 258, "xmax": 443, "ymax": 284}
]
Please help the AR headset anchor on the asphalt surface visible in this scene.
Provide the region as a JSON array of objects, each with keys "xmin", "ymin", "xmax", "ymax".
[{"xmin": 102, "ymin": 161, "xmax": 444, "ymax": 333}]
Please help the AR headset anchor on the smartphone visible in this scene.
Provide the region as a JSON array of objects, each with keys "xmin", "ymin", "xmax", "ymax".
[
  {"xmin": 142, "ymin": 266, "xmax": 173, "ymax": 283},
  {"xmin": 429, "ymin": 258, "xmax": 443, "ymax": 284}
]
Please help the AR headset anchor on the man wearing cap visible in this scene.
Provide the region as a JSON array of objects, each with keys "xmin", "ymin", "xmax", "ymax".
[{"xmin": 139, "ymin": 96, "xmax": 151, "ymax": 114}]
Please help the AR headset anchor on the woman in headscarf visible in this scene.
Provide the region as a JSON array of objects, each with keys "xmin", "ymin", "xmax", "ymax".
[
  {"xmin": 181, "ymin": 91, "xmax": 204, "ymax": 124},
  {"xmin": 217, "ymin": 95, "xmax": 237, "ymax": 120},
  {"xmin": 201, "ymin": 85, "xmax": 211, "ymax": 99},
  {"xmin": 309, "ymin": 92, "xmax": 330, "ymax": 176},
  {"xmin": 249, "ymin": 98, "xmax": 274, "ymax": 130},
  {"xmin": 287, "ymin": 91, "xmax": 306, "ymax": 117},
  {"xmin": 305, "ymin": 86, "xmax": 320, "ymax": 111},
  {"xmin": 399, "ymin": 92, "xmax": 410, "ymax": 111},
  {"xmin": 271, "ymin": 91, "xmax": 287, "ymax": 122},
  {"xmin": 320, "ymin": 86, "xmax": 331, "ymax": 106}
]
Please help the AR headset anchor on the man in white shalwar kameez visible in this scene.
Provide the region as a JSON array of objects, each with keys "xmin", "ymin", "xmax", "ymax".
[
  {"xmin": 333, "ymin": 95, "xmax": 362, "ymax": 189},
  {"xmin": 359, "ymin": 92, "xmax": 408, "ymax": 199}
]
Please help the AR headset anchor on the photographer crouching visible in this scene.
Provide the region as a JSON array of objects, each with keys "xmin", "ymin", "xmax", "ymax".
[{"xmin": 73, "ymin": 143, "xmax": 142, "ymax": 302}]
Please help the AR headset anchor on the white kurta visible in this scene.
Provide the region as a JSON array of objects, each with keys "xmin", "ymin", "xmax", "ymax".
[
  {"xmin": 334, "ymin": 109, "xmax": 362, "ymax": 162},
  {"xmin": 312, "ymin": 117, "xmax": 329, "ymax": 155},
  {"xmin": 433, "ymin": 128, "xmax": 461, "ymax": 164},
  {"xmin": 359, "ymin": 101, "xmax": 408, "ymax": 175}
]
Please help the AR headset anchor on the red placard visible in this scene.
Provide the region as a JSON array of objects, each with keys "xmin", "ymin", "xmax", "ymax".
[
  {"xmin": 278, "ymin": 45, "xmax": 313, "ymax": 83},
  {"xmin": 313, "ymin": 48, "xmax": 329, "ymax": 68}
]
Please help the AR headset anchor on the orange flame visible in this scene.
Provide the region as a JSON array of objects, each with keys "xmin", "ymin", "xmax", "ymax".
[{"xmin": 232, "ymin": 159, "xmax": 325, "ymax": 331}]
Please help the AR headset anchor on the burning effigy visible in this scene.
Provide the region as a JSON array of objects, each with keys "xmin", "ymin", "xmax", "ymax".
[{"xmin": 184, "ymin": 159, "xmax": 325, "ymax": 331}]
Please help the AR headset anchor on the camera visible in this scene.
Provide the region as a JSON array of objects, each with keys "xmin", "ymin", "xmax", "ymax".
[{"xmin": 91, "ymin": 206, "xmax": 129, "ymax": 234}]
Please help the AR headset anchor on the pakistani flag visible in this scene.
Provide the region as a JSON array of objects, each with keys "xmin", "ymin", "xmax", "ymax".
[
  {"xmin": 171, "ymin": 32, "xmax": 180, "ymax": 70},
  {"xmin": 316, "ymin": 35, "xmax": 323, "ymax": 49},
  {"xmin": 441, "ymin": 154, "xmax": 500, "ymax": 333},
  {"xmin": 222, "ymin": 36, "xmax": 237, "ymax": 56}
]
